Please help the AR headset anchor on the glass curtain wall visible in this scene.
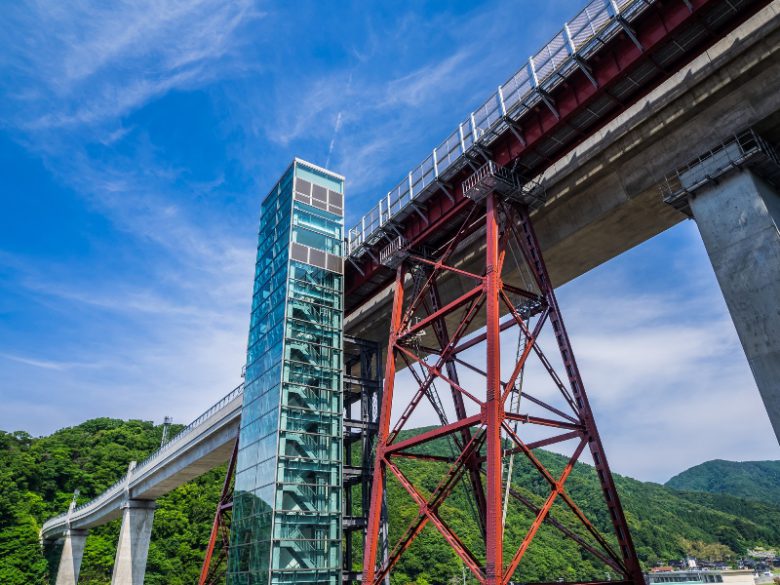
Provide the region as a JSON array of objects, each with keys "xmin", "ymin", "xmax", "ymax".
[{"xmin": 228, "ymin": 159, "xmax": 344, "ymax": 585}]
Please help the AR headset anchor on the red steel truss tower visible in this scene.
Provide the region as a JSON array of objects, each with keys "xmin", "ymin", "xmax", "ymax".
[{"xmin": 361, "ymin": 164, "xmax": 644, "ymax": 585}]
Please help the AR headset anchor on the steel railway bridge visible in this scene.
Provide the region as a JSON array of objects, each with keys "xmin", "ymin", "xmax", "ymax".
[{"xmin": 43, "ymin": 0, "xmax": 780, "ymax": 584}]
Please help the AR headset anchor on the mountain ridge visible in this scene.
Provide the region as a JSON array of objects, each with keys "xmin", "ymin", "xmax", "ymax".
[{"xmin": 665, "ymin": 459, "xmax": 780, "ymax": 506}]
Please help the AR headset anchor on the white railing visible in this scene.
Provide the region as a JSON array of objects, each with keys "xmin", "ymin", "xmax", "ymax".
[
  {"xmin": 346, "ymin": 0, "xmax": 654, "ymax": 258},
  {"xmin": 41, "ymin": 384, "xmax": 244, "ymax": 537},
  {"xmin": 379, "ymin": 235, "xmax": 407, "ymax": 268}
]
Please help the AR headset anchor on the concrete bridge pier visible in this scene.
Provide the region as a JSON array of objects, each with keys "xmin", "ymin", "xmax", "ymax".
[
  {"xmin": 54, "ymin": 529, "xmax": 88, "ymax": 585},
  {"xmin": 686, "ymin": 169, "xmax": 780, "ymax": 442},
  {"xmin": 111, "ymin": 499, "xmax": 156, "ymax": 585}
]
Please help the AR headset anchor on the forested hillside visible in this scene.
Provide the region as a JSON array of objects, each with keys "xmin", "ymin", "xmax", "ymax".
[
  {"xmin": 0, "ymin": 419, "xmax": 224, "ymax": 585},
  {"xmin": 1, "ymin": 419, "xmax": 779, "ymax": 585},
  {"xmin": 666, "ymin": 460, "xmax": 780, "ymax": 506}
]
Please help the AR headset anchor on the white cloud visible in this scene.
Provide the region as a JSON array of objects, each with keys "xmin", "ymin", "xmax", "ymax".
[
  {"xmin": 380, "ymin": 49, "xmax": 474, "ymax": 109},
  {"xmin": 241, "ymin": 4, "xmax": 529, "ymax": 201},
  {"xmin": 0, "ymin": 0, "xmax": 262, "ymax": 435},
  {"xmin": 0, "ymin": 235, "xmax": 252, "ymax": 437},
  {"xmin": 0, "ymin": 353, "xmax": 106, "ymax": 371},
  {"xmin": 2, "ymin": 0, "xmax": 262, "ymax": 131}
]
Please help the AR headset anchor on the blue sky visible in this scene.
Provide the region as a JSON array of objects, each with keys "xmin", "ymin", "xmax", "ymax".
[{"xmin": 0, "ymin": 0, "xmax": 776, "ymax": 482}]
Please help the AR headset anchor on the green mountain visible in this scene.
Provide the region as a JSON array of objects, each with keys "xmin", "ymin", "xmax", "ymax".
[
  {"xmin": 665, "ymin": 460, "xmax": 780, "ymax": 506},
  {"xmin": 1, "ymin": 418, "xmax": 780, "ymax": 585}
]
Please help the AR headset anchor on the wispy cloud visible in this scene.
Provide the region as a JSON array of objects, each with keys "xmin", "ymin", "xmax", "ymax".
[
  {"xmin": 1, "ymin": 0, "xmax": 263, "ymax": 131},
  {"xmin": 0, "ymin": 353, "xmax": 106, "ymax": 371},
  {"xmin": 0, "ymin": 0, "xmax": 265, "ymax": 435},
  {"xmin": 326, "ymin": 111, "xmax": 344, "ymax": 169},
  {"xmin": 242, "ymin": 3, "xmax": 528, "ymax": 200},
  {"xmin": 0, "ymin": 0, "xmax": 535, "ymax": 439},
  {"xmin": 381, "ymin": 50, "xmax": 473, "ymax": 109}
]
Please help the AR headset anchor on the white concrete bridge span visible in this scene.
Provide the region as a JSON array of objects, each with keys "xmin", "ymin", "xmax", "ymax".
[
  {"xmin": 41, "ymin": 385, "xmax": 243, "ymax": 540},
  {"xmin": 42, "ymin": 386, "xmax": 243, "ymax": 584}
]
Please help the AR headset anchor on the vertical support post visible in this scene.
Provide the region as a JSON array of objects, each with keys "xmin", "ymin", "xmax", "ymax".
[
  {"xmin": 687, "ymin": 170, "xmax": 780, "ymax": 443},
  {"xmin": 484, "ymin": 193, "xmax": 504, "ymax": 584},
  {"xmin": 563, "ymin": 23, "xmax": 576, "ymax": 55},
  {"xmin": 343, "ymin": 336, "xmax": 387, "ymax": 585},
  {"xmin": 362, "ymin": 265, "xmax": 406, "ymax": 584},
  {"xmin": 54, "ymin": 529, "xmax": 88, "ymax": 585},
  {"xmin": 111, "ymin": 500, "xmax": 156, "ymax": 585},
  {"xmin": 345, "ymin": 362, "xmax": 355, "ymax": 578},
  {"xmin": 528, "ymin": 57, "xmax": 539, "ymax": 88},
  {"xmin": 497, "ymin": 86, "xmax": 507, "ymax": 117}
]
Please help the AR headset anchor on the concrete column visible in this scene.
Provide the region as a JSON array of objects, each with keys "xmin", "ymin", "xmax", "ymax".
[
  {"xmin": 111, "ymin": 500, "xmax": 156, "ymax": 585},
  {"xmin": 688, "ymin": 169, "xmax": 780, "ymax": 442},
  {"xmin": 54, "ymin": 529, "xmax": 88, "ymax": 585}
]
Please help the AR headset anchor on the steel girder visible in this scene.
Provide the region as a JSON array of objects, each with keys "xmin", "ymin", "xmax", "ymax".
[{"xmin": 345, "ymin": 0, "xmax": 771, "ymax": 311}]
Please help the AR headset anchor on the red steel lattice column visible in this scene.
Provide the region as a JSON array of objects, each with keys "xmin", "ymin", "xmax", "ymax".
[
  {"xmin": 514, "ymin": 207, "xmax": 644, "ymax": 585},
  {"xmin": 198, "ymin": 438, "xmax": 238, "ymax": 585},
  {"xmin": 484, "ymin": 193, "xmax": 504, "ymax": 584}
]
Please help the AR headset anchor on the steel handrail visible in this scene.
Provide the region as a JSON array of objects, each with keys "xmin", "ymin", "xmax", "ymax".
[
  {"xmin": 346, "ymin": 0, "xmax": 654, "ymax": 257},
  {"xmin": 660, "ymin": 129, "xmax": 780, "ymax": 207}
]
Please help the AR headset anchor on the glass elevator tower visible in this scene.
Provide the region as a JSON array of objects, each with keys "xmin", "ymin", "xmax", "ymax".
[{"xmin": 228, "ymin": 159, "xmax": 344, "ymax": 585}]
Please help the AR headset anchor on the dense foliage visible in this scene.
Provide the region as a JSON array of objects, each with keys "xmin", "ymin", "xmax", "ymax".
[
  {"xmin": 1, "ymin": 419, "xmax": 779, "ymax": 585},
  {"xmin": 666, "ymin": 460, "xmax": 780, "ymax": 506},
  {"xmin": 0, "ymin": 419, "xmax": 224, "ymax": 585}
]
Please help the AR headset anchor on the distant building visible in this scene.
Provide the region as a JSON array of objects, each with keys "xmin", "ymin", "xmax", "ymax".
[
  {"xmin": 747, "ymin": 550, "xmax": 777, "ymax": 561},
  {"xmin": 646, "ymin": 569, "xmax": 756, "ymax": 585}
]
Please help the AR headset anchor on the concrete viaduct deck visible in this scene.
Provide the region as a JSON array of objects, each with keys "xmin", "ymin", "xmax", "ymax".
[{"xmin": 344, "ymin": 0, "xmax": 780, "ymax": 346}]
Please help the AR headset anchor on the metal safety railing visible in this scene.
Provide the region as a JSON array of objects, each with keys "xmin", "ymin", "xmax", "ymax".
[
  {"xmin": 346, "ymin": 0, "xmax": 652, "ymax": 258},
  {"xmin": 660, "ymin": 130, "xmax": 780, "ymax": 211},
  {"xmin": 379, "ymin": 235, "xmax": 408, "ymax": 268},
  {"xmin": 41, "ymin": 383, "xmax": 244, "ymax": 536}
]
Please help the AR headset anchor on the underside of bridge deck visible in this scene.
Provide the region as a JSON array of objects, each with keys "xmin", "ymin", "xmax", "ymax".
[{"xmin": 345, "ymin": 1, "xmax": 780, "ymax": 352}]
